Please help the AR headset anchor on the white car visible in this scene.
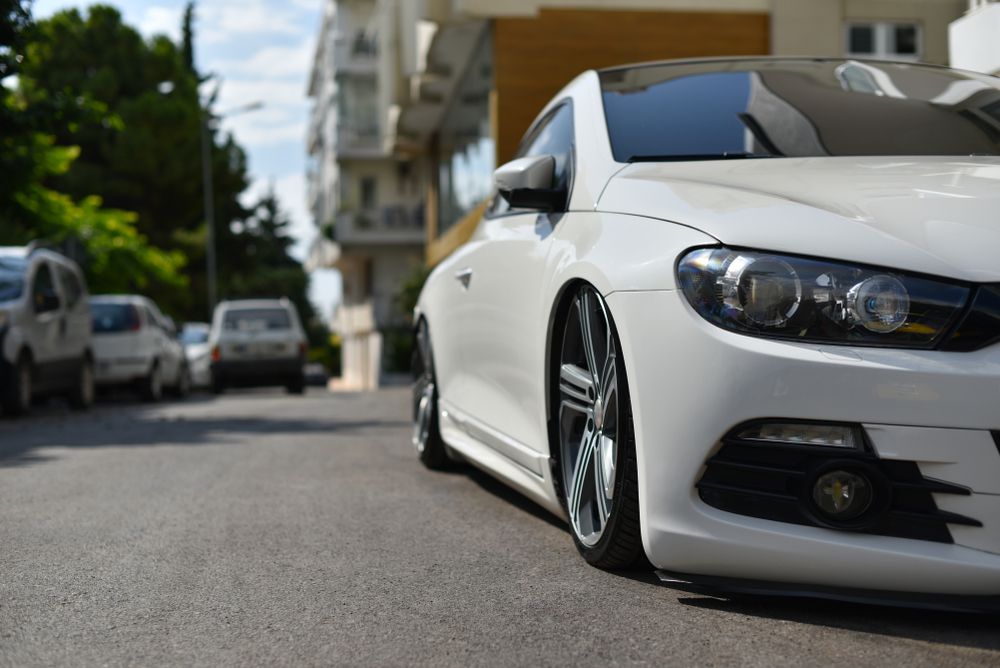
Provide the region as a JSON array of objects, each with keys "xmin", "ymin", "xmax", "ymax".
[
  {"xmin": 179, "ymin": 322, "xmax": 212, "ymax": 388},
  {"xmin": 0, "ymin": 245, "xmax": 95, "ymax": 415},
  {"xmin": 209, "ymin": 299, "xmax": 307, "ymax": 394},
  {"xmin": 412, "ymin": 58, "xmax": 1000, "ymax": 611},
  {"xmin": 90, "ymin": 295, "xmax": 190, "ymax": 401}
]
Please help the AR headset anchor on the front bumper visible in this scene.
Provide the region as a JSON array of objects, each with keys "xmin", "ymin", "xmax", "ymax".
[{"xmin": 607, "ymin": 289, "xmax": 1000, "ymax": 596}]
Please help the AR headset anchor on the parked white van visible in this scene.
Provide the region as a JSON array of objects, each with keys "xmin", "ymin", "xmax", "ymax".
[
  {"xmin": 209, "ymin": 299, "xmax": 307, "ymax": 394},
  {"xmin": 90, "ymin": 295, "xmax": 190, "ymax": 401},
  {"xmin": 0, "ymin": 246, "xmax": 94, "ymax": 415}
]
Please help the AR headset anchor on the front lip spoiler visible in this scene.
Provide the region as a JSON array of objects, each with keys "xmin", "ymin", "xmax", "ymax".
[{"xmin": 655, "ymin": 569, "xmax": 1000, "ymax": 614}]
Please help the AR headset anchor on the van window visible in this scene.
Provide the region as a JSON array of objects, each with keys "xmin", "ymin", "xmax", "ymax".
[
  {"xmin": 57, "ymin": 265, "xmax": 84, "ymax": 308},
  {"xmin": 32, "ymin": 263, "xmax": 59, "ymax": 313},
  {"xmin": 0, "ymin": 257, "xmax": 26, "ymax": 302},
  {"xmin": 223, "ymin": 308, "xmax": 291, "ymax": 331}
]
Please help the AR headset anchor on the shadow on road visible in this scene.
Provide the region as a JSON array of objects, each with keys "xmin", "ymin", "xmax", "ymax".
[{"xmin": 0, "ymin": 391, "xmax": 407, "ymax": 468}]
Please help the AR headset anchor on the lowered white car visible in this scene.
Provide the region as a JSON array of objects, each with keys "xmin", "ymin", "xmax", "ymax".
[{"xmin": 412, "ymin": 58, "xmax": 1000, "ymax": 611}]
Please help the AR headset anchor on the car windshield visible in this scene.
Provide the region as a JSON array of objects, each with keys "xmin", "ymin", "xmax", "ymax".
[
  {"xmin": 0, "ymin": 257, "xmax": 27, "ymax": 302},
  {"xmin": 91, "ymin": 302, "xmax": 139, "ymax": 333},
  {"xmin": 223, "ymin": 308, "xmax": 291, "ymax": 331},
  {"xmin": 179, "ymin": 327, "xmax": 210, "ymax": 344},
  {"xmin": 599, "ymin": 59, "xmax": 1000, "ymax": 162}
]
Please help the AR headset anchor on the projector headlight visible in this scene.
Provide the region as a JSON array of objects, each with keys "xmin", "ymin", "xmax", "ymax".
[{"xmin": 677, "ymin": 247, "xmax": 968, "ymax": 347}]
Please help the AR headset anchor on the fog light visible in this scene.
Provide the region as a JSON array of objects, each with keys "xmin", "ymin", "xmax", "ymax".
[
  {"xmin": 737, "ymin": 422, "xmax": 858, "ymax": 448},
  {"xmin": 812, "ymin": 470, "xmax": 872, "ymax": 521}
]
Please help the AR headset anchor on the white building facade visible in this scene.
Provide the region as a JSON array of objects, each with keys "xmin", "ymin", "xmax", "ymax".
[
  {"xmin": 950, "ymin": 0, "xmax": 1000, "ymax": 74},
  {"xmin": 307, "ymin": 0, "xmax": 427, "ymax": 390}
]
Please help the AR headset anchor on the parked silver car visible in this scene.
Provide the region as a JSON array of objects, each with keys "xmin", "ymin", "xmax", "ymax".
[{"xmin": 0, "ymin": 245, "xmax": 95, "ymax": 415}]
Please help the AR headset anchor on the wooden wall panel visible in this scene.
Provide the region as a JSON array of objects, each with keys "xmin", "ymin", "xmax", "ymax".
[{"xmin": 493, "ymin": 8, "xmax": 770, "ymax": 163}]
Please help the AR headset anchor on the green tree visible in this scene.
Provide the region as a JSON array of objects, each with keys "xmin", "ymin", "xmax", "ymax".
[
  {"xmin": 17, "ymin": 4, "xmax": 249, "ymax": 317},
  {"xmin": 1, "ymin": 0, "xmax": 184, "ymax": 294}
]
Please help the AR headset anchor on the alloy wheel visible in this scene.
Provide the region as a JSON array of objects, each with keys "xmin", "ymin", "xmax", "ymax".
[
  {"xmin": 558, "ymin": 286, "xmax": 621, "ymax": 547},
  {"xmin": 412, "ymin": 320, "xmax": 435, "ymax": 454}
]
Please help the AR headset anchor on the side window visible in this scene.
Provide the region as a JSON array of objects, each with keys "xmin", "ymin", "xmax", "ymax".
[
  {"xmin": 56, "ymin": 265, "xmax": 83, "ymax": 309},
  {"xmin": 31, "ymin": 263, "xmax": 60, "ymax": 313},
  {"xmin": 487, "ymin": 101, "xmax": 575, "ymax": 217},
  {"xmin": 144, "ymin": 306, "xmax": 162, "ymax": 331}
]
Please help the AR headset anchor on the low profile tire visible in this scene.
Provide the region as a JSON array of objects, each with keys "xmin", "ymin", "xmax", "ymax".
[
  {"xmin": 2, "ymin": 353, "xmax": 33, "ymax": 417},
  {"xmin": 555, "ymin": 284, "xmax": 645, "ymax": 569},
  {"xmin": 411, "ymin": 318, "xmax": 450, "ymax": 470},
  {"xmin": 140, "ymin": 362, "xmax": 163, "ymax": 402},
  {"xmin": 68, "ymin": 356, "xmax": 95, "ymax": 410}
]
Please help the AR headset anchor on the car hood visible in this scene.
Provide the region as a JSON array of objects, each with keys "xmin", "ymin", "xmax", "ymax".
[{"xmin": 599, "ymin": 156, "xmax": 1000, "ymax": 282}]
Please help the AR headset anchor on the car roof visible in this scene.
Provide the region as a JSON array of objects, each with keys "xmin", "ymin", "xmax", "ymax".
[
  {"xmin": 594, "ymin": 55, "xmax": 963, "ymax": 75},
  {"xmin": 90, "ymin": 294, "xmax": 149, "ymax": 305},
  {"xmin": 217, "ymin": 298, "xmax": 291, "ymax": 310}
]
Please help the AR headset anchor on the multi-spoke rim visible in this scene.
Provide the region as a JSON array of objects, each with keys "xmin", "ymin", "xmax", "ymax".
[
  {"xmin": 559, "ymin": 286, "xmax": 619, "ymax": 547},
  {"xmin": 412, "ymin": 321, "xmax": 435, "ymax": 453}
]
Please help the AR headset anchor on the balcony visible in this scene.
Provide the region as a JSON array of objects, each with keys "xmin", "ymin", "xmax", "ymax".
[
  {"xmin": 335, "ymin": 123, "xmax": 384, "ymax": 158},
  {"xmin": 334, "ymin": 31, "xmax": 378, "ymax": 75},
  {"xmin": 329, "ymin": 204, "xmax": 425, "ymax": 247}
]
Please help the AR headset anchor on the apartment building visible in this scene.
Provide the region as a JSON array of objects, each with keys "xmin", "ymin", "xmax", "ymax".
[
  {"xmin": 307, "ymin": 0, "xmax": 427, "ymax": 389},
  {"xmin": 950, "ymin": 0, "xmax": 1000, "ymax": 74},
  {"xmin": 384, "ymin": 0, "xmax": 966, "ymax": 265}
]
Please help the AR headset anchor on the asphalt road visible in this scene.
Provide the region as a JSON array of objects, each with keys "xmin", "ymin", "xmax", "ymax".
[{"xmin": 2, "ymin": 387, "xmax": 1000, "ymax": 667}]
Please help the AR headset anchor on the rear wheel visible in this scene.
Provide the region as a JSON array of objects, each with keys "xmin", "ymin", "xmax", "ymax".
[
  {"xmin": 411, "ymin": 319, "xmax": 449, "ymax": 470},
  {"xmin": 68, "ymin": 356, "xmax": 95, "ymax": 409},
  {"xmin": 556, "ymin": 285, "xmax": 644, "ymax": 569},
  {"xmin": 2, "ymin": 353, "xmax": 32, "ymax": 417},
  {"xmin": 170, "ymin": 363, "xmax": 191, "ymax": 398},
  {"xmin": 286, "ymin": 375, "xmax": 305, "ymax": 395}
]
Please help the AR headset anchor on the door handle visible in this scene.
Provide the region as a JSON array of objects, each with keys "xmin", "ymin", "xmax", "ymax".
[{"xmin": 455, "ymin": 267, "xmax": 473, "ymax": 289}]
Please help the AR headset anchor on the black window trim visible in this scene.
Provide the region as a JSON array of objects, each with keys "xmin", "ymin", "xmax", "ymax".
[{"xmin": 485, "ymin": 97, "xmax": 576, "ymax": 220}]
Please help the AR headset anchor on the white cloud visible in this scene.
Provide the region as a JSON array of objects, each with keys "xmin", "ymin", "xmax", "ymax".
[
  {"xmin": 138, "ymin": 5, "xmax": 182, "ymax": 41},
  {"xmin": 209, "ymin": 39, "xmax": 315, "ymax": 79},
  {"xmin": 198, "ymin": 0, "xmax": 303, "ymax": 44}
]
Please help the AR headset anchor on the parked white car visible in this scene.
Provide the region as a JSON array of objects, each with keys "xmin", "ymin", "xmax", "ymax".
[
  {"xmin": 90, "ymin": 295, "xmax": 190, "ymax": 401},
  {"xmin": 209, "ymin": 299, "xmax": 307, "ymax": 394},
  {"xmin": 0, "ymin": 245, "xmax": 95, "ymax": 415},
  {"xmin": 412, "ymin": 58, "xmax": 1000, "ymax": 611},
  {"xmin": 179, "ymin": 321, "xmax": 212, "ymax": 388}
]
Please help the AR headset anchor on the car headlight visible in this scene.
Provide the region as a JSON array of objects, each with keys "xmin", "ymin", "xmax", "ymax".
[{"xmin": 677, "ymin": 247, "xmax": 969, "ymax": 347}]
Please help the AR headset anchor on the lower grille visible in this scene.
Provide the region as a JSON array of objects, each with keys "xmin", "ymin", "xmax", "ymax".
[{"xmin": 697, "ymin": 428, "xmax": 981, "ymax": 544}]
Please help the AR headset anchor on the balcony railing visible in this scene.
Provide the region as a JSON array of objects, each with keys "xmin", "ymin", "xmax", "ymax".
[
  {"xmin": 335, "ymin": 123, "xmax": 382, "ymax": 156},
  {"xmin": 329, "ymin": 204, "xmax": 425, "ymax": 245}
]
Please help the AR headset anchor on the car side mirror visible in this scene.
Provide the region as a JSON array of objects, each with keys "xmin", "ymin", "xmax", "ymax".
[{"xmin": 494, "ymin": 155, "xmax": 565, "ymax": 211}]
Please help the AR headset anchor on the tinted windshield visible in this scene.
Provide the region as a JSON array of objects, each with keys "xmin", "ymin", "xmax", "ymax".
[
  {"xmin": 0, "ymin": 257, "xmax": 26, "ymax": 302},
  {"xmin": 223, "ymin": 308, "xmax": 291, "ymax": 331},
  {"xmin": 179, "ymin": 327, "xmax": 210, "ymax": 344},
  {"xmin": 92, "ymin": 302, "xmax": 140, "ymax": 333},
  {"xmin": 599, "ymin": 60, "xmax": 1000, "ymax": 162}
]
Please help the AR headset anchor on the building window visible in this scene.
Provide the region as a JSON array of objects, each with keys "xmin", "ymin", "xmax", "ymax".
[
  {"xmin": 435, "ymin": 30, "xmax": 495, "ymax": 236},
  {"xmin": 846, "ymin": 22, "xmax": 921, "ymax": 61},
  {"xmin": 360, "ymin": 176, "xmax": 377, "ymax": 210}
]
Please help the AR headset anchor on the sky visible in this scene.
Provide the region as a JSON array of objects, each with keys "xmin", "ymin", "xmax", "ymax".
[{"xmin": 32, "ymin": 0, "xmax": 343, "ymax": 319}]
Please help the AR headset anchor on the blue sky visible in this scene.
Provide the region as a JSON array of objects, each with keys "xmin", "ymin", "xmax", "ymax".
[{"xmin": 33, "ymin": 0, "xmax": 342, "ymax": 317}]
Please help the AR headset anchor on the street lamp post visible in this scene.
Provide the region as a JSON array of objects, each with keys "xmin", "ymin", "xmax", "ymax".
[{"xmin": 199, "ymin": 100, "xmax": 264, "ymax": 318}]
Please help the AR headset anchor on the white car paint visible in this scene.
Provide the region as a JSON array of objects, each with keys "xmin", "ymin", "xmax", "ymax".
[
  {"xmin": 414, "ymin": 58, "xmax": 1000, "ymax": 602},
  {"xmin": 90, "ymin": 295, "xmax": 187, "ymax": 396},
  {"xmin": 180, "ymin": 322, "xmax": 212, "ymax": 388}
]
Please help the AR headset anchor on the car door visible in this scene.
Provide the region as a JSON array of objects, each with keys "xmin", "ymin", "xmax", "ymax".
[
  {"xmin": 448, "ymin": 102, "xmax": 576, "ymax": 459},
  {"xmin": 27, "ymin": 260, "xmax": 64, "ymax": 388},
  {"xmin": 54, "ymin": 262, "xmax": 89, "ymax": 363},
  {"xmin": 145, "ymin": 303, "xmax": 180, "ymax": 383}
]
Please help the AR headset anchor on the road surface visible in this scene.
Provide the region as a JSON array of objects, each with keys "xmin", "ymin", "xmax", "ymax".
[{"xmin": 2, "ymin": 388, "xmax": 998, "ymax": 666}]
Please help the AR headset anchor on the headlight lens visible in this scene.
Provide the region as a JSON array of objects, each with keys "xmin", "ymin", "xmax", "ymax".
[{"xmin": 677, "ymin": 247, "xmax": 968, "ymax": 347}]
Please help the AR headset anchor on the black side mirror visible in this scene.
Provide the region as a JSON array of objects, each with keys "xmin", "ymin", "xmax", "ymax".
[{"xmin": 494, "ymin": 155, "xmax": 566, "ymax": 212}]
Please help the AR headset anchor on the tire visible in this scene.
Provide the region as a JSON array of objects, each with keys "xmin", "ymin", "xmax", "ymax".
[
  {"xmin": 2, "ymin": 353, "xmax": 32, "ymax": 417},
  {"xmin": 211, "ymin": 375, "xmax": 225, "ymax": 395},
  {"xmin": 286, "ymin": 375, "xmax": 305, "ymax": 395},
  {"xmin": 411, "ymin": 318, "xmax": 450, "ymax": 470},
  {"xmin": 140, "ymin": 361, "xmax": 163, "ymax": 402},
  {"xmin": 170, "ymin": 364, "xmax": 191, "ymax": 398},
  {"xmin": 68, "ymin": 355, "xmax": 95, "ymax": 410},
  {"xmin": 554, "ymin": 284, "xmax": 644, "ymax": 569}
]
